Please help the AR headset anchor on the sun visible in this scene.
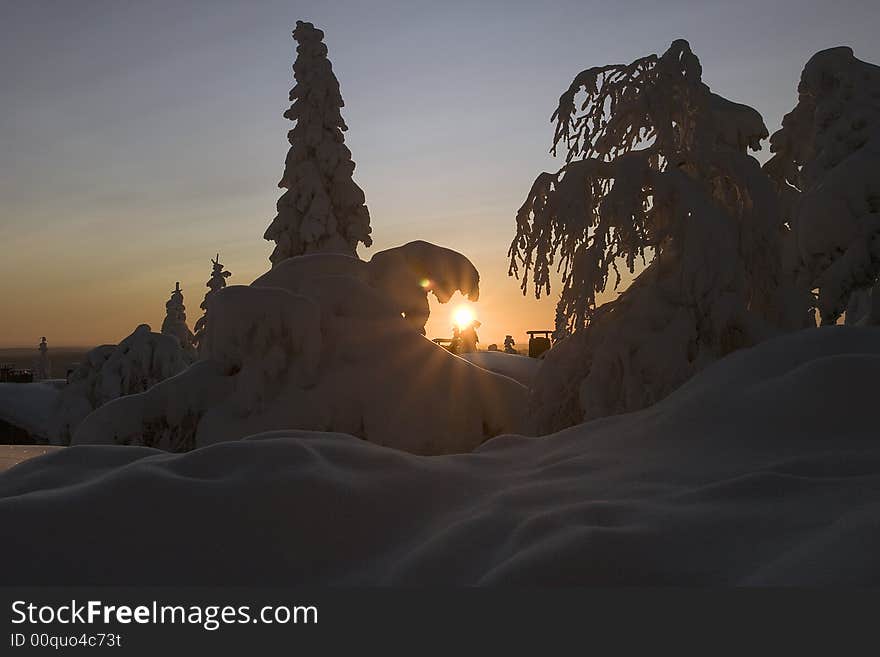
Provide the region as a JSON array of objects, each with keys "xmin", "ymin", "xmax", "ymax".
[{"xmin": 453, "ymin": 305, "xmax": 476, "ymax": 330}]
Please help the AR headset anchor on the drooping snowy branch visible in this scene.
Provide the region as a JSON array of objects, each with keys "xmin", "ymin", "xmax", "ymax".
[
  {"xmin": 509, "ymin": 40, "xmax": 779, "ymax": 331},
  {"xmin": 263, "ymin": 21, "xmax": 372, "ymax": 265}
]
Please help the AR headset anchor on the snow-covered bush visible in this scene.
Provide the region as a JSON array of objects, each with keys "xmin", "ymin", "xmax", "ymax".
[
  {"xmin": 50, "ymin": 324, "xmax": 189, "ymax": 444},
  {"xmin": 72, "ymin": 244, "xmax": 526, "ymax": 455},
  {"xmin": 160, "ymin": 282, "xmax": 197, "ymax": 361},
  {"xmin": 510, "ymin": 40, "xmax": 808, "ymax": 432},
  {"xmin": 764, "ymin": 46, "xmax": 880, "ymax": 325},
  {"xmin": 193, "ymin": 255, "xmax": 232, "ymax": 350},
  {"xmin": 263, "ymin": 20, "xmax": 372, "ymax": 264}
]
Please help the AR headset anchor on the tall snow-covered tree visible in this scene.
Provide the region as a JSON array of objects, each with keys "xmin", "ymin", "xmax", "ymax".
[
  {"xmin": 193, "ymin": 255, "xmax": 232, "ymax": 350},
  {"xmin": 509, "ymin": 40, "xmax": 807, "ymax": 431},
  {"xmin": 263, "ymin": 20, "xmax": 372, "ymax": 265},
  {"xmin": 161, "ymin": 282, "xmax": 196, "ymax": 360},
  {"xmin": 763, "ymin": 46, "xmax": 880, "ymax": 325}
]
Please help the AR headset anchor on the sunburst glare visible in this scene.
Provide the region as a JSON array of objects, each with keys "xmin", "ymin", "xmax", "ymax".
[{"xmin": 453, "ymin": 305, "xmax": 476, "ymax": 330}]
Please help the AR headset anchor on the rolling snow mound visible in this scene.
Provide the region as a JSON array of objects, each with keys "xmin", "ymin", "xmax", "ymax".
[{"xmin": 2, "ymin": 327, "xmax": 879, "ymax": 586}]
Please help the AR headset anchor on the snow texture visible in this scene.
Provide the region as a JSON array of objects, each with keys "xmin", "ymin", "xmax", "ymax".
[
  {"xmin": 3, "ymin": 327, "xmax": 880, "ymax": 585},
  {"xmin": 72, "ymin": 243, "xmax": 525, "ymax": 455},
  {"xmin": 263, "ymin": 20, "xmax": 372, "ymax": 264},
  {"xmin": 765, "ymin": 46, "xmax": 880, "ymax": 325}
]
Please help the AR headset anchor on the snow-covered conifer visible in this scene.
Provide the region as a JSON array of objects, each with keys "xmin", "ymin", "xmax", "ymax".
[
  {"xmin": 263, "ymin": 21, "xmax": 372, "ymax": 265},
  {"xmin": 764, "ymin": 46, "xmax": 880, "ymax": 325},
  {"xmin": 510, "ymin": 40, "xmax": 804, "ymax": 431},
  {"xmin": 35, "ymin": 337, "xmax": 50, "ymax": 380},
  {"xmin": 161, "ymin": 282, "xmax": 196, "ymax": 360},
  {"xmin": 193, "ymin": 255, "xmax": 232, "ymax": 350}
]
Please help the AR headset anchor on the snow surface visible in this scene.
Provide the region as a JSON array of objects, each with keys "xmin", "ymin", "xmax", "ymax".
[
  {"xmin": 3, "ymin": 326, "xmax": 879, "ymax": 585},
  {"xmin": 0, "ymin": 382, "xmax": 60, "ymax": 439},
  {"xmin": 460, "ymin": 351, "xmax": 540, "ymax": 386},
  {"xmin": 0, "ymin": 445, "xmax": 62, "ymax": 472}
]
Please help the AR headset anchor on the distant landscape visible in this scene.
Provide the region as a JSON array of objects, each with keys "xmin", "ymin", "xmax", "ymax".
[{"xmin": 0, "ymin": 348, "xmax": 89, "ymax": 378}]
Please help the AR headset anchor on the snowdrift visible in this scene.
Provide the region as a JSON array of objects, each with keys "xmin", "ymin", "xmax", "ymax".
[{"xmin": 3, "ymin": 326, "xmax": 879, "ymax": 586}]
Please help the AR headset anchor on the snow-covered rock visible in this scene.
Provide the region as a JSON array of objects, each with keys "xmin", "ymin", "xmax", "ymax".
[
  {"xmin": 72, "ymin": 245, "xmax": 526, "ymax": 455},
  {"xmin": 3, "ymin": 326, "xmax": 880, "ymax": 585}
]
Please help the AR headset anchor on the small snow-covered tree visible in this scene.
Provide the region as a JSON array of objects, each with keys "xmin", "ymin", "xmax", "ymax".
[
  {"xmin": 35, "ymin": 336, "xmax": 50, "ymax": 380},
  {"xmin": 161, "ymin": 282, "xmax": 196, "ymax": 360},
  {"xmin": 503, "ymin": 335, "xmax": 517, "ymax": 354},
  {"xmin": 509, "ymin": 40, "xmax": 807, "ymax": 431},
  {"xmin": 193, "ymin": 255, "xmax": 232, "ymax": 350},
  {"xmin": 263, "ymin": 20, "xmax": 372, "ymax": 265},
  {"xmin": 763, "ymin": 46, "xmax": 880, "ymax": 325}
]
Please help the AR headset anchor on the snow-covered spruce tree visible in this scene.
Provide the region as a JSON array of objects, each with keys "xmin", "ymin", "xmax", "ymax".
[
  {"xmin": 509, "ymin": 39, "xmax": 807, "ymax": 432},
  {"xmin": 193, "ymin": 255, "xmax": 232, "ymax": 350},
  {"xmin": 763, "ymin": 46, "xmax": 880, "ymax": 326},
  {"xmin": 35, "ymin": 337, "xmax": 50, "ymax": 381},
  {"xmin": 263, "ymin": 20, "xmax": 372, "ymax": 265},
  {"xmin": 161, "ymin": 282, "xmax": 196, "ymax": 361}
]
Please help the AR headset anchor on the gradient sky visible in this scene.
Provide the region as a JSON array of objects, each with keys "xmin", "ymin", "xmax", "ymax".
[{"xmin": 1, "ymin": 0, "xmax": 878, "ymax": 348}]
